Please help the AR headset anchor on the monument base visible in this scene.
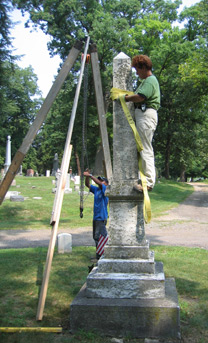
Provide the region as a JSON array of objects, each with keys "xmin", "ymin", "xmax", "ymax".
[{"xmin": 70, "ymin": 278, "xmax": 180, "ymax": 339}]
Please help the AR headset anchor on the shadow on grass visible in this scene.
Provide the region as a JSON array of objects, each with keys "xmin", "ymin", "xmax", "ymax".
[
  {"xmin": 0, "ymin": 203, "xmax": 50, "ymax": 229},
  {"xmin": 175, "ymin": 277, "xmax": 208, "ymax": 330}
]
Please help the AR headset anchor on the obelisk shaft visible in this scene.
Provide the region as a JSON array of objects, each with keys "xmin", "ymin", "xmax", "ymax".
[
  {"xmin": 107, "ymin": 52, "xmax": 146, "ymax": 247},
  {"xmin": 112, "ymin": 53, "xmax": 138, "ymax": 180}
]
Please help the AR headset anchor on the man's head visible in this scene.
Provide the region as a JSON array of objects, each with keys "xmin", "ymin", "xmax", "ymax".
[
  {"xmin": 132, "ymin": 55, "xmax": 152, "ymax": 71},
  {"xmin": 132, "ymin": 55, "xmax": 153, "ymax": 79},
  {"xmin": 98, "ymin": 176, "xmax": 109, "ymax": 185}
]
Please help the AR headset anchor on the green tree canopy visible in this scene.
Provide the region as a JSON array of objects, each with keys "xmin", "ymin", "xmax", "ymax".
[{"xmin": 7, "ymin": 0, "xmax": 208, "ymax": 179}]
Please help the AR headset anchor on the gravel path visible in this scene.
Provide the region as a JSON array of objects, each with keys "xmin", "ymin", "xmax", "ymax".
[
  {"xmin": 0, "ymin": 182, "xmax": 207, "ymax": 250},
  {"xmin": 146, "ymin": 182, "xmax": 208, "ymax": 250}
]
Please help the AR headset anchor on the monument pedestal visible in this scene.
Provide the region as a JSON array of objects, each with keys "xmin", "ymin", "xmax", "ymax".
[
  {"xmin": 70, "ymin": 278, "xmax": 180, "ymax": 338},
  {"xmin": 70, "ymin": 238, "xmax": 180, "ymax": 339}
]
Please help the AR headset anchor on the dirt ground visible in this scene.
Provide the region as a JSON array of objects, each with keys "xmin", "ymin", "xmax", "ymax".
[{"xmin": 0, "ymin": 182, "xmax": 207, "ymax": 250}]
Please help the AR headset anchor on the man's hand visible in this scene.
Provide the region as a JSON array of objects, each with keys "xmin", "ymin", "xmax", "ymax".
[
  {"xmin": 84, "ymin": 169, "xmax": 91, "ymax": 177},
  {"xmin": 84, "ymin": 169, "xmax": 91, "ymax": 188}
]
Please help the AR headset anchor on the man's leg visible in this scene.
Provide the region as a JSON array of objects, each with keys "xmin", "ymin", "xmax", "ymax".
[
  {"xmin": 93, "ymin": 220, "xmax": 108, "ymax": 260},
  {"xmin": 135, "ymin": 109, "xmax": 157, "ymax": 189}
]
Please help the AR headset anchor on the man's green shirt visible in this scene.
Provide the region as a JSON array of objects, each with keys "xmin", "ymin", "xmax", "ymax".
[{"xmin": 136, "ymin": 75, "xmax": 160, "ymax": 110}]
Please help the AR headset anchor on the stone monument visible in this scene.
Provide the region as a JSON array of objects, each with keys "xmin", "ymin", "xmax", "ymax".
[
  {"xmin": 51, "ymin": 153, "xmax": 59, "ymax": 176},
  {"xmin": 4, "ymin": 135, "xmax": 11, "ymax": 174},
  {"xmin": 70, "ymin": 53, "xmax": 180, "ymax": 339}
]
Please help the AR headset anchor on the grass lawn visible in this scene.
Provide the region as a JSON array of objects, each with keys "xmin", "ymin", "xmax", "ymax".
[
  {"xmin": 0, "ymin": 177, "xmax": 206, "ymax": 342},
  {"xmin": 0, "ymin": 176, "xmax": 94, "ymax": 230},
  {"xmin": 0, "ymin": 176, "xmax": 193, "ymax": 230},
  {"xmin": 0, "ymin": 246, "xmax": 208, "ymax": 343}
]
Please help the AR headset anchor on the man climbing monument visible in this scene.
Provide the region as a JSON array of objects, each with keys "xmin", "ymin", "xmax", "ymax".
[
  {"xmin": 83, "ymin": 169, "xmax": 109, "ymax": 260},
  {"xmin": 125, "ymin": 54, "xmax": 160, "ymax": 192}
]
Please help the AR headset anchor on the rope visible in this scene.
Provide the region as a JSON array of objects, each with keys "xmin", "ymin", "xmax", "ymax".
[
  {"xmin": 80, "ymin": 55, "xmax": 90, "ymax": 218},
  {"xmin": 110, "ymin": 87, "xmax": 151, "ymax": 223}
]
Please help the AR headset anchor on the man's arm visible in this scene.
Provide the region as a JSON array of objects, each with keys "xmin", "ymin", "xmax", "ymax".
[
  {"xmin": 83, "ymin": 170, "xmax": 103, "ymax": 189},
  {"xmin": 125, "ymin": 94, "xmax": 145, "ymax": 103}
]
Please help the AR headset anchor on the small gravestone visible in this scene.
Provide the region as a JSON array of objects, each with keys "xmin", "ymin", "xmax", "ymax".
[
  {"xmin": 74, "ymin": 175, "xmax": 80, "ymax": 191},
  {"xmin": 65, "ymin": 173, "xmax": 72, "ymax": 193},
  {"xmin": 58, "ymin": 233, "xmax": 72, "ymax": 253},
  {"xmin": 10, "ymin": 195, "xmax": 24, "ymax": 202},
  {"xmin": 46, "ymin": 170, "xmax": 50, "ymax": 177},
  {"xmin": 5, "ymin": 191, "xmax": 19, "ymax": 200}
]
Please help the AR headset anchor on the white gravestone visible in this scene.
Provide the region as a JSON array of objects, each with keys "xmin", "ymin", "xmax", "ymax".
[{"xmin": 58, "ymin": 233, "xmax": 72, "ymax": 253}]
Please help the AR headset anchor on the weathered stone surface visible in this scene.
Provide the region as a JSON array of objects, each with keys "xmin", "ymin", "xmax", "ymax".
[
  {"xmin": 5, "ymin": 191, "xmax": 19, "ymax": 200},
  {"xmin": 58, "ymin": 233, "xmax": 72, "ymax": 253},
  {"xmin": 70, "ymin": 278, "xmax": 180, "ymax": 339},
  {"xmin": 86, "ymin": 262, "xmax": 165, "ymax": 299},
  {"xmin": 112, "ymin": 53, "xmax": 138, "ymax": 182},
  {"xmin": 104, "ymin": 244, "xmax": 150, "ymax": 259},
  {"xmin": 10, "ymin": 195, "xmax": 24, "ymax": 202},
  {"xmin": 108, "ymin": 200, "xmax": 146, "ymax": 246},
  {"xmin": 97, "ymin": 251, "xmax": 155, "ymax": 274}
]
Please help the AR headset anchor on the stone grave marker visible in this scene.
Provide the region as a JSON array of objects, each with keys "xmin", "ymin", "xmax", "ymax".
[{"xmin": 70, "ymin": 52, "xmax": 180, "ymax": 339}]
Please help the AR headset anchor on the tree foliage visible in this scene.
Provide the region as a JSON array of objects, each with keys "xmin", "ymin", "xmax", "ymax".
[
  {"xmin": 1, "ymin": 0, "xmax": 207, "ymax": 179},
  {"xmin": 0, "ymin": 62, "xmax": 42, "ymax": 169}
]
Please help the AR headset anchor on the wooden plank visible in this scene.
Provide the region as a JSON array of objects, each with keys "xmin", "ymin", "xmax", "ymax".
[
  {"xmin": 0, "ymin": 40, "xmax": 83, "ymax": 205},
  {"xmin": 0, "ymin": 327, "xmax": 62, "ymax": 333},
  {"xmin": 36, "ymin": 145, "xmax": 72, "ymax": 321},
  {"xmin": 36, "ymin": 37, "xmax": 91, "ymax": 321},
  {"xmin": 50, "ymin": 36, "xmax": 90, "ymax": 225},
  {"xmin": 90, "ymin": 44, "xmax": 113, "ymax": 181}
]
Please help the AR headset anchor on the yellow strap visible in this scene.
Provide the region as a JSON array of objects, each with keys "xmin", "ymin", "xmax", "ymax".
[{"xmin": 110, "ymin": 87, "xmax": 151, "ymax": 223}]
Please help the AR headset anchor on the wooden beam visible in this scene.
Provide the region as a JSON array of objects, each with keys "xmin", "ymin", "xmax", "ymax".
[
  {"xmin": 0, "ymin": 40, "xmax": 83, "ymax": 205},
  {"xmin": 0, "ymin": 327, "xmax": 62, "ymax": 333},
  {"xmin": 36, "ymin": 37, "xmax": 91, "ymax": 321},
  {"xmin": 36, "ymin": 145, "xmax": 72, "ymax": 321},
  {"xmin": 90, "ymin": 44, "xmax": 113, "ymax": 182}
]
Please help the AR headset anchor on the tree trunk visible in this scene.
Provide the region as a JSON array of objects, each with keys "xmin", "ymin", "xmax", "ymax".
[
  {"xmin": 75, "ymin": 151, "xmax": 81, "ymax": 176},
  {"xmin": 180, "ymin": 168, "xmax": 187, "ymax": 182},
  {"xmin": 164, "ymin": 137, "xmax": 171, "ymax": 179}
]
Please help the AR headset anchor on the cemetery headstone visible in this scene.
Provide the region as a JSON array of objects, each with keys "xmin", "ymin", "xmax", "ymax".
[
  {"xmin": 51, "ymin": 153, "xmax": 59, "ymax": 176},
  {"xmin": 65, "ymin": 173, "xmax": 72, "ymax": 193},
  {"xmin": 58, "ymin": 233, "xmax": 72, "ymax": 253}
]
